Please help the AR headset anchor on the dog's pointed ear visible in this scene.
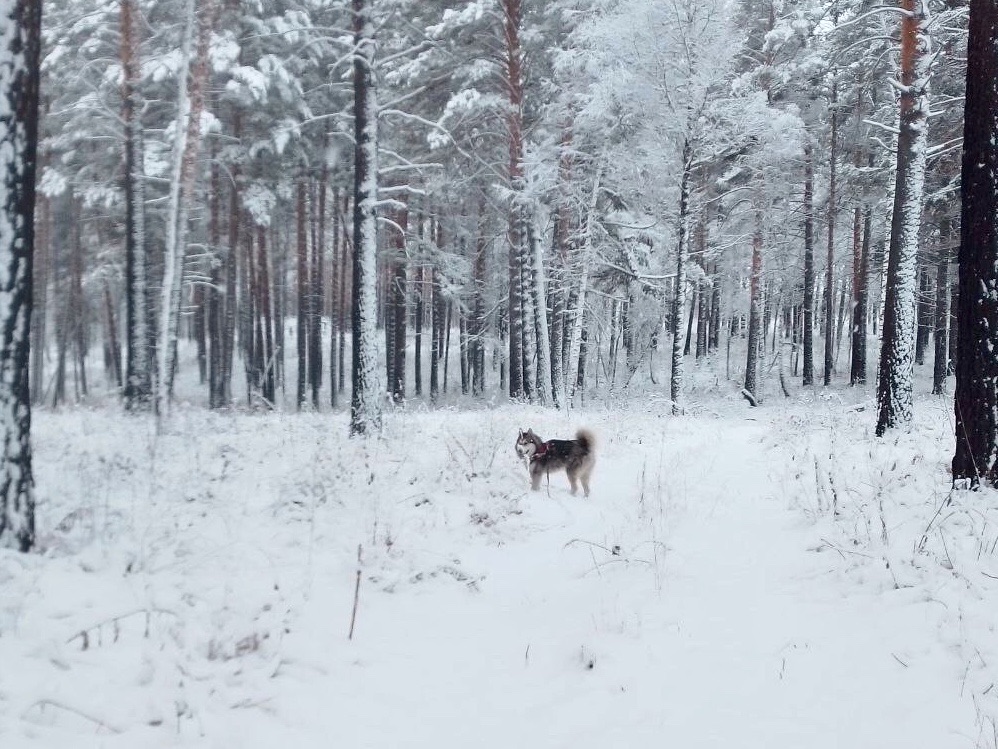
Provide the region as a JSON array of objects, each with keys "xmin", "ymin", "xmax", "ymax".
[{"xmin": 518, "ymin": 429, "xmax": 524, "ymax": 438}]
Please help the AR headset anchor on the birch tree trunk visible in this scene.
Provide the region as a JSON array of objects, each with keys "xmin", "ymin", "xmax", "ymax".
[
  {"xmin": 349, "ymin": 0, "xmax": 381, "ymax": 435},
  {"xmin": 567, "ymin": 172, "xmax": 600, "ymax": 404},
  {"xmin": 670, "ymin": 141, "xmax": 692, "ymax": 414},
  {"xmin": 876, "ymin": 0, "xmax": 931, "ymax": 436},
  {"xmin": 158, "ymin": 0, "xmax": 216, "ymax": 415},
  {"xmin": 0, "ymin": 0, "xmax": 41, "ymax": 551},
  {"xmin": 527, "ymin": 216, "xmax": 554, "ymax": 406}
]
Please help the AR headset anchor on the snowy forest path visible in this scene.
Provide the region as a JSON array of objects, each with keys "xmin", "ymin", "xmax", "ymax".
[{"xmin": 230, "ymin": 412, "xmax": 974, "ymax": 748}]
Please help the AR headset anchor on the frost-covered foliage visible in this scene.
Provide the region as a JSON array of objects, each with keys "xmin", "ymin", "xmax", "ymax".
[{"xmin": 2, "ymin": 388, "xmax": 996, "ymax": 743}]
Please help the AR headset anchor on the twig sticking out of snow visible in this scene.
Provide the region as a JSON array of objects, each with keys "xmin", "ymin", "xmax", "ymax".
[
  {"xmin": 23, "ymin": 699, "xmax": 122, "ymax": 734},
  {"xmin": 349, "ymin": 544, "xmax": 362, "ymax": 641}
]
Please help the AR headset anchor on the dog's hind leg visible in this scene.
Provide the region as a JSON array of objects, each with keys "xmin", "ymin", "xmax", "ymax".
[
  {"xmin": 581, "ymin": 466, "xmax": 592, "ymax": 497},
  {"xmin": 567, "ymin": 468, "xmax": 579, "ymax": 496}
]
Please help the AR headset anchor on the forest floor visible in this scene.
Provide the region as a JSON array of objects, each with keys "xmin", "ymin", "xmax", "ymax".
[{"xmin": 2, "ymin": 383, "xmax": 998, "ymax": 747}]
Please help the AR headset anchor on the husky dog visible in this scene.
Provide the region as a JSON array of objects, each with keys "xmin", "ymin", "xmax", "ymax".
[{"xmin": 515, "ymin": 428, "xmax": 596, "ymax": 497}]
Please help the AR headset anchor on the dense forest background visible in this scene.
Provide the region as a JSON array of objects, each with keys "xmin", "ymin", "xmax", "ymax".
[{"xmin": 31, "ymin": 0, "xmax": 967, "ymax": 428}]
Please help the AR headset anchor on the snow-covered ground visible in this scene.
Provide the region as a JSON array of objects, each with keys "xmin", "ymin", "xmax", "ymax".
[{"xmin": 2, "ymin": 387, "xmax": 997, "ymax": 747}]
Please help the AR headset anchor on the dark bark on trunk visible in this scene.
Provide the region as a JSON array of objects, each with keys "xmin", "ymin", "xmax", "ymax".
[
  {"xmin": 430, "ymin": 265, "xmax": 442, "ymax": 403},
  {"xmin": 70, "ymin": 198, "xmax": 87, "ymax": 398},
  {"xmin": 932, "ymin": 236, "xmax": 950, "ymax": 395},
  {"xmin": 473, "ymin": 214, "xmax": 487, "ymax": 396},
  {"xmin": 296, "ymin": 179, "xmax": 308, "ymax": 410},
  {"xmin": 30, "ymin": 196, "xmax": 47, "ymax": 403},
  {"xmin": 0, "ymin": 0, "xmax": 41, "ymax": 551},
  {"xmin": 953, "ymin": 0, "xmax": 998, "ymax": 485},
  {"xmin": 414, "ymin": 265, "xmax": 423, "ymax": 397},
  {"xmin": 388, "ymin": 205, "xmax": 407, "ymax": 404},
  {"xmin": 257, "ymin": 226, "xmax": 275, "ymax": 406},
  {"xmin": 851, "ymin": 206, "xmax": 872, "ymax": 385},
  {"xmin": 310, "ymin": 173, "xmax": 326, "ymax": 410},
  {"xmin": 824, "ymin": 86, "xmax": 838, "ymax": 386},
  {"xmin": 915, "ymin": 263, "xmax": 932, "ymax": 365},
  {"xmin": 121, "ymin": 0, "xmax": 152, "ymax": 411},
  {"xmin": 503, "ymin": 0, "xmax": 525, "ymax": 400},
  {"xmin": 329, "ymin": 186, "xmax": 340, "ymax": 408},
  {"xmin": 803, "ymin": 141, "xmax": 815, "ymax": 386},
  {"xmin": 744, "ymin": 216, "xmax": 763, "ymax": 402}
]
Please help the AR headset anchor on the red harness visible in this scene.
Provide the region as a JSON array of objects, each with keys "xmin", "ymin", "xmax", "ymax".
[{"xmin": 530, "ymin": 441, "xmax": 551, "ymax": 461}]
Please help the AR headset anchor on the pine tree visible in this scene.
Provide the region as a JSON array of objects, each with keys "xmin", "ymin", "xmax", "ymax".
[{"xmin": 952, "ymin": 0, "xmax": 998, "ymax": 486}]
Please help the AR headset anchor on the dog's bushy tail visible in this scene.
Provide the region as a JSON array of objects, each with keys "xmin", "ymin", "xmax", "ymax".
[{"xmin": 575, "ymin": 428, "xmax": 596, "ymax": 455}]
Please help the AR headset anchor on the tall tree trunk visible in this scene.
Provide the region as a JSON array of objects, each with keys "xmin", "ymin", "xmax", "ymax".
[
  {"xmin": 329, "ymin": 186, "xmax": 340, "ymax": 408},
  {"xmin": 414, "ymin": 264, "xmax": 423, "ymax": 397},
  {"xmin": 851, "ymin": 205, "xmax": 872, "ymax": 385},
  {"xmin": 257, "ymin": 226, "xmax": 275, "ymax": 405},
  {"xmin": 222, "ymin": 153, "xmax": 239, "ymax": 405},
  {"xmin": 932, "ymin": 217, "xmax": 951, "ymax": 395},
  {"xmin": 70, "ymin": 199, "xmax": 87, "ymax": 398},
  {"xmin": 803, "ymin": 140, "xmax": 815, "ymax": 386},
  {"xmin": 388, "ymin": 204, "xmax": 407, "ymax": 404},
  {"xmin": 311, "ymin": 172, "xmax": 326, "ymax": 409},
  {"xmin": 0, "ymin": 0, "xmax": 40, "ymax": 551},
  {"xmin": 103, "ymin": 279, "xmax": 123, "ymax": 388},
  {"xmin": 527, "ymin": 217, "xmax": 554, "ymax": 406},
  {"xmin": 121, "ymin": 0, "xmax": 152, "ymax": 410},
  {"xmin": 30, "ymin": 195, "xmax": 47, "ymax": 403},
  {"xmin": 338, "ymin": 191, "xmax": 349, "ymax": 395},
  {"xmin": 430, "ymin": 265, "xmax": 442, "ymax": 403},
  {"xmin": 876, "ymin": 0, "xmax": 931, "ymax": 436},
  {"xmin": 670, "ymin": 141, "xmax": 692, "ymax": 413},
  {"xmin": 296, "ymin": 178, "xmax": 308, "ymax": 410},
  {"xmin": 503, "ymin": 0, "xmax": 525, "ymax": 400},
  {"xmin": 824, "ymin": 87, "xmax": 837, "ymax": 386},
  {"xmin": 932, "ymin": 237, "xmax": 950, "ymax": 395},
  {"xmin": 158, "ymin": 0, "xmax": 216, "ymax": 414},
  {"xmin": 349, "ymin": 0, "xmax": 381, "ymax": 434},
  {"xmin": 744, "ymin": 215, "xmax": 763, "ymax": 403},
  {"xmin": 952, "ymin": 0, "xmax": 998, "ymax": 485},
  {"xmin": 567, "ymin": 172, "xmax": 599, "ymax": 403},
  {"xmin": 914, "ymin": 263, "xmax": 932, "ymax": 365},
  {"xmin": 207, "ymin": 159, "xmax": 225, "ymax": 407},
  {"xmin": 472, "ymin": 208, "xmax": 487, "ymax": 397}
]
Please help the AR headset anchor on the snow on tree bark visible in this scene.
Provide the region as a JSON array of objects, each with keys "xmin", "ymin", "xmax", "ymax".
[
  {"xmin": 157, "ymin": 0, "xmax": 206, "ymax": 416},
  {"xmin": 744, "ymin": 214, "xmax": 763, "ymax": 403},
  {"xmin": 527, "ymin": 215, "xmax": 553, "ymax": 406},
  {"xmin": 349, "ymin": 0, "xmax": 381, "ymax": 436},
  {"xmin": 824, "ymin": 87, "xmax": 837, "ymax": 387},
  {"xmin": 121, "ymin": 0, "xmax": 152, "ymax": 411},
  {"xmin": 952, "ymin": 0, "xmax": 998, "ymax": 485},
  {"xmin": 502, "ymin": 0, "xmax": 526, "ymax": 401},
  {"xmin": 0, "ymin": 0, "xmax": 40, "ymax": 551},
  {"xmin": 802, "ymin": 140, "xmax": 815, "ymax": 387},
  {"xmin": 876, "ymin": 0, "xmax": 931, "ymax": 436},
  {"xmin": 671, "ymin": 141, "xmax": 692, "ymax": 414}
]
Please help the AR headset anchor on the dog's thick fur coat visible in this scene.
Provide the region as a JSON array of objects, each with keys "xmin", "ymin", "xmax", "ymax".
[{"xmin": 515, "ymin": 428, "xmax": 596, "ymax": 496}]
